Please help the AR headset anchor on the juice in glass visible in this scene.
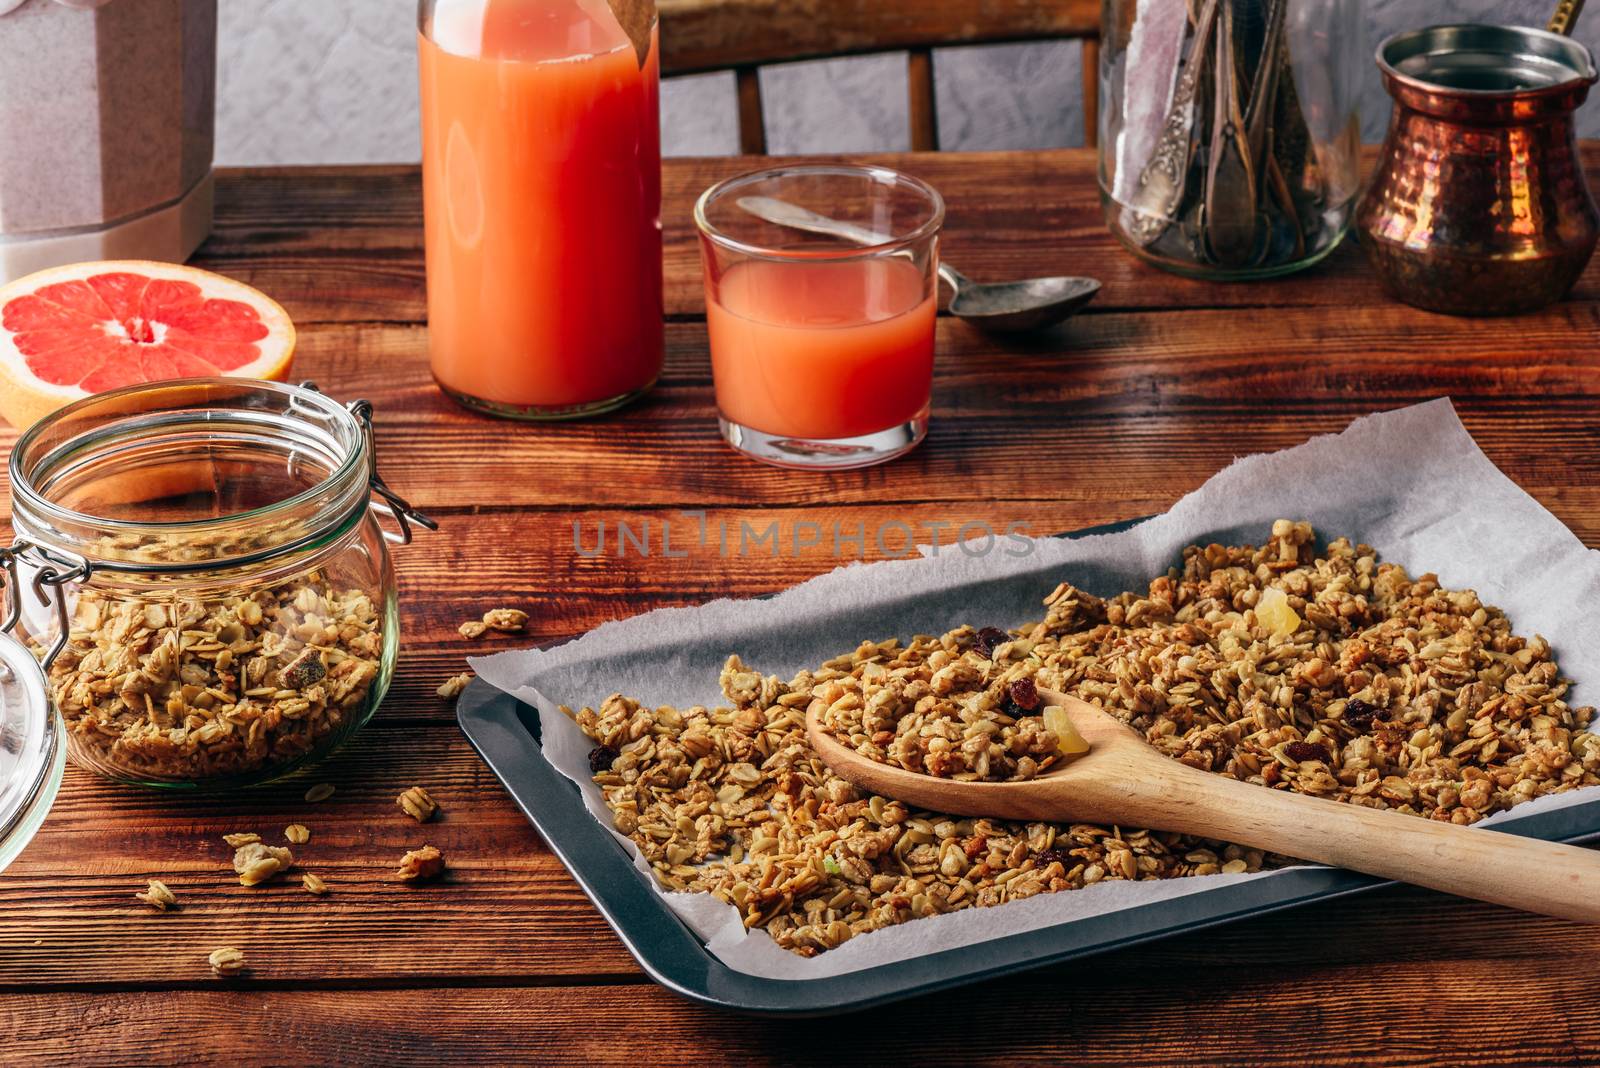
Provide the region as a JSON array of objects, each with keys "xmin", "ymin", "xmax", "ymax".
[
  {"xmin": 706, "ymin": 258, "xmax": 936, "ymax": 441},
  {"xmin": 695, "ymin": 165, "xmax": 944, "ymax": 469},
  {"xmin": 418, "ymin": 0, "xmax": 663, "ymax": 418}
]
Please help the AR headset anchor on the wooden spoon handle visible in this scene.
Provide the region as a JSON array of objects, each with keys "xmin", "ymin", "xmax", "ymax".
[{"xmin": 1143, "ymin": 763, "xmax": 1600, "ymax": 923}]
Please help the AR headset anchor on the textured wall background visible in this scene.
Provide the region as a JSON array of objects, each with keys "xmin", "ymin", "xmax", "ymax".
[{"xmin": 216, "ymin": 0, "xmax": 1600, "ymax": 166}]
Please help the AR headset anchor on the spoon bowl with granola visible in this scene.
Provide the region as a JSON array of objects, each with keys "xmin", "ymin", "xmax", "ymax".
[{"xmin": 806, "ymin": 688, "xmax": 1600, "ymax": 924}]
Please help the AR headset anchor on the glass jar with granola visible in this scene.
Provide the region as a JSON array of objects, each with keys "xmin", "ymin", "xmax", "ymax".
[{"xmin": 3, "ymin": 379, "xmax": 434, "ymax": 788}]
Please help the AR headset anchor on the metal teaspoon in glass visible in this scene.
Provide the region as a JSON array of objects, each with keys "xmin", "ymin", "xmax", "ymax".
[{"xmin": 737, "ymin": 195, "xmax": 1101, "ymax": 332}]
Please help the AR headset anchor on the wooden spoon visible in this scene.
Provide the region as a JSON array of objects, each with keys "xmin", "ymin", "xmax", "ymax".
[{"xmin": 806, "ymin": 688, "xmax": 1600, "ymax": 923}]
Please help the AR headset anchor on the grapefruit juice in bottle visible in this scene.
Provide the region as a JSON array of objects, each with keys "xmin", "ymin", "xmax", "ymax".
[{"xmin": 419, "ymin": 0, "xmax": 663, "ymax": 418}]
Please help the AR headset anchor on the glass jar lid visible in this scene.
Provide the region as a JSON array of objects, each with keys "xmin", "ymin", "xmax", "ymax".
[{"xmin": 0, "ymin": 629, "xmax": 63, "ymax": 873}]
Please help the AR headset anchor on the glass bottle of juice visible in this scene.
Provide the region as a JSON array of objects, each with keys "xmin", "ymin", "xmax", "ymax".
[{"xmin": 418, "ymin": 0, "xmax": 663, "ymax": 419}]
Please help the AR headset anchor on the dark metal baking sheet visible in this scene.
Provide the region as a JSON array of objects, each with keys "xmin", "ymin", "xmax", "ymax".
[{"xmin": 456, "ymin": 517, "xmax": 1600, "ymax": 1016}]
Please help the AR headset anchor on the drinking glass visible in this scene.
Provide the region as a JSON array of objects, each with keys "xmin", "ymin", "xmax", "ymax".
[{"xmin": 694, "ymin": 165, "xmax": 944, "ymax": 469}]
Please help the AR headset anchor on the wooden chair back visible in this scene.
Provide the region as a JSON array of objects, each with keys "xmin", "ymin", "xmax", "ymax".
[{"xmin": 657, "ymin": 0, "xmax": 1101, "ymax": 153}]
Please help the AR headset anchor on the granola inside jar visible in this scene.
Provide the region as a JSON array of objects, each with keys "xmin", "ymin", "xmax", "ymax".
[{"xmin": 5, "ymin": 379, "xmax": 432, "ymax": 788}]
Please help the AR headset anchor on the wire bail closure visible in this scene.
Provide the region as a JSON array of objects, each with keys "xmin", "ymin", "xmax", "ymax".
[
  {"xmin": 1, "ymin": 541, "xmax": 91, "ymax": 672},
  {"xmin": 296, "ymin": 382, "xmax": 438, "ymax": 546},
  {"xmin": 346, "ymin": 398, "xmax": 440, "ymax": 546}
]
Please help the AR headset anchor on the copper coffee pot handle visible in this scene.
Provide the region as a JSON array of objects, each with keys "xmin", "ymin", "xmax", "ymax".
[{"xmin": 1549, "ymin": 0, "xmax": 1585, "ymax": 35}]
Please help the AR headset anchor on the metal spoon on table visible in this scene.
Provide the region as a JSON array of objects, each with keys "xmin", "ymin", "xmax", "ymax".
[
  {"xmin": 735, "ymin": 195, "xmax": 1101, "ymax": 332},
  {"xmin": 805, "ymin": 687, "xmax": 1600, "ymax": 924}
]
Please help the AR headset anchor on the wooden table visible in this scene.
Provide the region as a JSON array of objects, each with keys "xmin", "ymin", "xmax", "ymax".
[{"xmin": 5, "ymin": 148, "xmax": 1600, "ymax": 1066}]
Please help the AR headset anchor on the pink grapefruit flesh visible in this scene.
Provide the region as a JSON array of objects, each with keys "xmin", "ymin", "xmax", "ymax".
[{"xmin": 0, "ymin": 260, "xmax": 296, "ymax": 429}]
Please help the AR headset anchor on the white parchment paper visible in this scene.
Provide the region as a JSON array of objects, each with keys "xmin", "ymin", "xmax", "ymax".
[{"xmin": 473, "ymin": 399, "xmax": 1600, "ymax": 980}]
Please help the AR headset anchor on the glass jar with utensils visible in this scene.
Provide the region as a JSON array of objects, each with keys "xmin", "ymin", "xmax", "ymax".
[{"xmin": 1099, "ymin": 0, "xmax": 1363, "ymax": 278}]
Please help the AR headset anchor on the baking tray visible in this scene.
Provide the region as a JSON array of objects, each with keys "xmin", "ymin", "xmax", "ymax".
[{"xmin": 457, "ymin": 518, "xmax": 1600, "ymax": 1016}]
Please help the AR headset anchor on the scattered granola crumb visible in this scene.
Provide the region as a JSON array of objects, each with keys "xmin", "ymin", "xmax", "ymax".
[
  {"xmin": 482, "ymin": 608, "xmax": 528, "ymax": 633},
  {"xmin": 396, "ymin": 845, "xmax": 445, "ymax": 882},
  {"xmin": 397, "ymin": 786, "xmax": 438, "ymax": 823},
  {"xmin": 301, "ymin": 872, "xmax": 329, "ymax": 896},
  {"xmin": 304, "ymin": 782, "xmax": 336, "ymax": 803},
  {"xmin": 437, "ymin": 672, "xmax": 473, "ymax": 700},
  {"xmin": 134, "ymin": 879, "xmax": 177, "ymax": 911},
  {"xmin": 458, "ymin": 620, "xmax": 489, "ymax": 639},
  {"xmin": 234, "ymin": 842, "xmax": 293, "ymax": 886},
  {"xmin": 222, "ymin": 832, "xmax": 261, "ymax": 849},
  {"xmin": 208, "ymin": 947, "xmax": 246, "ymax": 977},
  {"xmin": 284, "ymin": 824, "xmax": 310, "ymax": 844}
]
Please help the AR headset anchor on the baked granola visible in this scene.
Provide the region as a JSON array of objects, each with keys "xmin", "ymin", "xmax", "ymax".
[
  {"xmin": 208, "ymin": 947, "xmax": 246, "ymax": 977},
  {"xmin": 437, "ymin": 672, "xmax": 473, "ymax": 700},
  {"xmin": 234, "ymin": 842, "xmax": 293, "ymax": 886},
  {"xmin": 396, "ymin": 845, "xmax": 444, "ymax": 882},
  {"xmin": 397, "ymin": 786, "xmax": 438, "ymax": 823},
  {"xmin": 482, "ymin": 608, "xmax": 528, "ymax": 633},
  {"xmin": 814, "ymin": 639, "xmax": 1087, "ymax": 781},
  {"xmin": 134, "ymin": 879, "xmax": 177, "ymax": 911},
  {"xmin": 48, "ymin": 577, "xmax": 382, "ymax": 783},
  {"xmin": 567, "ymin": 522, "xmax": 1600, "ymax": 956}
]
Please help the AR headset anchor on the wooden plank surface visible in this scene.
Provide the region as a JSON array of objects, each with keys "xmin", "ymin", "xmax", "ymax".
[
  {"xmin": 657, "ymin": 0, "xmax": 1100, "ymax": 75},
  {"xmin": 204, "ymin": 150, "xmax": 1600, "ymax": 325},
  {"xmin": 3, "ymin": 148, "xmax": 1600, "ymax": 1065}
]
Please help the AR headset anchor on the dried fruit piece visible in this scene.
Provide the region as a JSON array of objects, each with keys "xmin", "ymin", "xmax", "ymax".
[
  {"xmin": 1032, "ymin": 847, "xmax": 1074, "ymax": 871},
  {"xmin": 973, "ymin": 627, "xmax": 1009, "ymax": 659},
  {"xmin": 1043, "ymin": 705, "xmax": 1091, "ymax": 756},
  {"xmin": 222, "ymin": 832, "xmax": 261, "ymax": 849},
  {"xmin": 1344, "ymin": 697, "xmax": 1379, "ymax": 732},
  {"xmin": 302, "ymin": 872, "xmax": 328, "ymax": 896},
  {"xmin": 278, "ymin": 647, "xmax": 326, "ymax": 689},
  {"xmin": 304, "ymin": 782, "xmax": 335, "ymax": 803},
  {"xmin": 457, "ymin": 620, "xmax": 488, "ymax": 639},
  {"xmin": 135, "ymin": 879, "xmax": 177, "ymax": 911},
  {"xmin": 284, "ymin": 824, "xmax": 310, "ymax": 844},
  {"xmin": 396, "ymin": 845, "xmax": 445, "ymax": 882},
  {"xmin": 397, "ymin": 785, "xmax": 438, "ymax": 823},
  {"xmin": 1007, "ymin": 677, "xmax": 1041, "ymax": 712},
  {"xmin": 1285, "ymin": 741, "xmax": 1327, "ymax": 762},
  {"xmin": 208, "ymin": 947, "xmax": 247, "ymax": 977},
  {"xmin": 588, "ymin": 745, "xmax": 620, "ymax": 774},
  {"xmin": 234, "ymin": 842, "xmax": 293, "ymax": 886},
  {"xmin": 437, "ymin": 672, "xmax": 473, "ymax": 699},
  {"xmin": 482, "ymin": 608, "xmax": 529, "ymax": 633},
  {"xmin": 1255, "ymin": 586, "xmax": 1301, "ymax": 638}
]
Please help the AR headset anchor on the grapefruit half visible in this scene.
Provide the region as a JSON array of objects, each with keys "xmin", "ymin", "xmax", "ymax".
[{"xmin": 0, "ymin": 260, "xmax": 296, "ymax": 429}]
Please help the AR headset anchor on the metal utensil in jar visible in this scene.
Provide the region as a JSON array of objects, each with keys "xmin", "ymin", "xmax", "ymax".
[{"xmin": 1357, "ymin": 22, "xmax": 1599, "ymax": 315}]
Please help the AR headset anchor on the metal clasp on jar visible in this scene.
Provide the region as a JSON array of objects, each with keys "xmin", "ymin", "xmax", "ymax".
[
  {"xmin": 1, "ymin": 541, "xmax": 91, "ymax": 672},
  {"xmin": 296, "ymin": 382, "xmax": 439, "ymax": 546},
  {"xmin": 347, "ymin": 398, "xmax": 439, "ymax": 546}
]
